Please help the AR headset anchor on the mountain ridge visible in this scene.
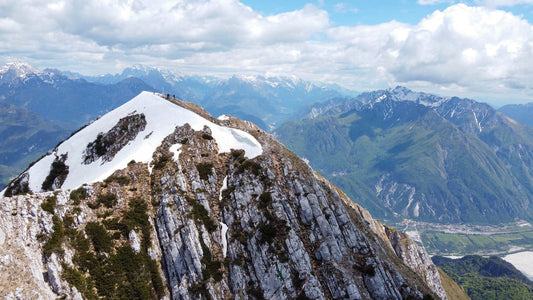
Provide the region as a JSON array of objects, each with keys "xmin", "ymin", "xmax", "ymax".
[
  {"xmin": 275, "ymin": 86, "xmax": 533, "ymax": 225},
  {"xmin": 2, "ymin": 92, "xmax": 262, "ymax": 195},
  {"xmin": 0, "ymin": 64, "xmax": 155, "ymax": 126},
  {"xmin": 65, "ymin": 64, "xmax": 353, "ymax": 130},
  {"xmin": 499, "ymin": 102, "xmax": 533, "ymax": 127},
  {"xmin": 0, "ymin": 91, "xmax": 448, "ymax": 299}
]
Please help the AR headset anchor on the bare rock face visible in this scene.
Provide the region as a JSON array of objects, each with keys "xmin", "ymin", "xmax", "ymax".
[
  {"xmin": 83, "ymin": 113, "xmax": 147, "ymax": 164},
  {"xmin": 0, "ymin": 192, "xmax": 59, "ymax": 299},
  {"xmin": 41, "ymin": 154, "xmax": 69, "ymax": 191},
  {"xmin": 150, "ymin": 116, "xmax": 446, "ymax": 299},
  {"xmin": 0, "ymin": 95, "xmax": 448, "ymax": 299},
  {"xmin": 384, "ymin": 226, "xmax": 447, "ymax": 300}
]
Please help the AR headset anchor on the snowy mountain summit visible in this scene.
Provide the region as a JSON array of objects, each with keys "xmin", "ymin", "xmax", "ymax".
[
  {"xmin": 0, "ymin": 62, "xmax": 39, "ymax": 76},
  {"xmin": 0, "ymin": 62, "xmax": 41, "ymax": 84},
  {"xmin": 0, "ymin": 91, "xmax": 447, "ymax": 299},
  {"xmin": 356, "ymin": 86, "xmax": 448, "ymax": 107},
  {"xmin": 3, "ymin": 91, "xmax": 262, "ymax": 196}
]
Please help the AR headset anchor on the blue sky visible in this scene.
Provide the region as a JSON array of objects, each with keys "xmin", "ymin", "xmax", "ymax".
[
  {"xmin": 241, "ymin": 0, "xmax": 450, "ymax": 25},
  {"xmin": 242, "ymin": 0, "xmax": 533, "ymax": 25},
  {"xmin": 1, "ymin": 0, "xmax": 533, "ymax": 105}
]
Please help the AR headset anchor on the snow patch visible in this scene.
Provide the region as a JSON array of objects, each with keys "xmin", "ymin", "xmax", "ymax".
[
  {"xmin": 375, "ymin": 94, "xmax": 387, "ymax": 103},
  {"xmin": 0, "ymin": 62, "xmax": 40, "ymax": 77},
  {"xmin": 220, "ymin": 222, "xmax": 228, "ymax": 258},
  {"xmin": 450, "ymin": 108, "xmax": 456, "ymax": 118},
  {"xmin": 217, "ymin": 114, "xmax": 230, "ymax": 121},
  {"xmin": 129, "ymin": 230, "xmax": 141, "ymax": 253},
  {"xmin": 24, "ymin": 92, "xmax": 263, "ymax": 192},
  {"xmin": 219, "ymin": 176, "xmax": 228, "ymax": 201},
  {"xmin": 169, "ymin": 143, "xmax": 182, "ymax": 162},
  {"xmin": 473, "ymin": 111, "xmax": 482, "ymax": 132}
]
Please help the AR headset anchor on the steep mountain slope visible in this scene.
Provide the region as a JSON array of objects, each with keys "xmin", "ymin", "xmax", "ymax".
[
  {"xmin": 0, "ymin": 63, "xmax": 155, "ymax": 126},
  {"xmin": 3, "ymin": 92, "xmax": 261, "ymax": 194},
  {"xmin": 0, "ymin": 92, "xmax": 447, "ymax": 299},
  {"xmin": 499, "ymin": 103, "xmax": 533, "ymax": 127},
  {"xmin": 275, "ymin": 87, "xmax": 533, "ymax": 224},
  {"xmin": 436, "ymin": 97, "xmax": 533, "ymax": 196},
  {"xmin": 0, "ymin": 103, "xmax": 74, "ymax": 188},
  {"xmin": 436, "ymin": 269, "xmax": 470, "ymax": 300}
]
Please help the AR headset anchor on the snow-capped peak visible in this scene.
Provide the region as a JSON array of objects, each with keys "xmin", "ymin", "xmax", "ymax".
[
  {"xmin": 231, "ymin": 73, "xmax": 311, "ymax": 90},
  {"xmin": 234, "ymin": 74, "xmax": 260, "ymax": 83},
  {"xmin": 124, "ymin": 64, "xmax": 185, "ymax": 83},
  {"xmin": 4, "ymin": 91, "xmax": 262, "ymax": 194},
  {"xmin": 129, "ymin": 64, "xmax": 158, "ymax": 73},
  {"xmin": 388, "ymin": 86, "xmax": 449, "ymax": 107},
  {"xmin": 0, "ymin": 62, "xmax": 40, "ymax": 80}
]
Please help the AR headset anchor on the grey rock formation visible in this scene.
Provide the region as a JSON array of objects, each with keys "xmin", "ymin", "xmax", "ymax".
[
  {"xmin": 0, "ymin": 94, "xmax": 448, "ymax": 299},
  {"xmin": 83, "ymin": 113, "xmax": 147, "ymax": 164}
]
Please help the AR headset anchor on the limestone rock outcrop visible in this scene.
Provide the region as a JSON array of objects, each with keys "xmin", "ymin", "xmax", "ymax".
[{"xmin": 0, "ymin": 93, "xmax": 448, "ymax": 299}]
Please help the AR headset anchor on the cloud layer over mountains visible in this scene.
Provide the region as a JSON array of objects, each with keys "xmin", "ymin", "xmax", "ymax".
[{"xmin": 1, "ymin": 1, "xmax": 532, "ymax": 103}]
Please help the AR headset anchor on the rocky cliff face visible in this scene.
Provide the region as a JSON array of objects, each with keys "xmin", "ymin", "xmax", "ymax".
[{"xmin": 0, "ymin": 93, "xmax": 447, "ymax": 299}]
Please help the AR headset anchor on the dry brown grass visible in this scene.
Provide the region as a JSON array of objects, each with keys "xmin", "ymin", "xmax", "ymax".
[{"xmin": 438, "ymin": 267, "xmax": 471, "ymax": 300}]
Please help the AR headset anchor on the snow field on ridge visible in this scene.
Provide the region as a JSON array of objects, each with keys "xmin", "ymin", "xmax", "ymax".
[{"xmin": 25, "ymin": 91, "xmax": 262, "ymax": 192}]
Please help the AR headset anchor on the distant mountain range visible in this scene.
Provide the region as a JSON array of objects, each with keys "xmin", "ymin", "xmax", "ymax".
[
  {"xmin": 0, "ymin": 64, "xmax": 155, "ymax": 126},
  {"xmin": 499, "ymin": 103, "xmax": 533, "ymax": 127},
  {"xmin": 0, "ymin": 103, "xmax": 73, "ymax": 187},
  {"xmin": 275, "ymin": 86, "xmax": 533, "ymax": 225},
  {"xmin": 70, "ymin": 65, "xmax": 354, "ymax": 130},
  {"xmin": 0, "ymin": 62, "xmax": 351, "ymax": 187},
  {"xmin": 3, "ymin": 62, "xmax": 533, "ymax": 228},
  {"xmin": 65, "ymin": 65, "xmax": 217, "ymax": 104},
  {"xmin": 3, "ymin": 63, "xmax": 350, "ymax": 132}
]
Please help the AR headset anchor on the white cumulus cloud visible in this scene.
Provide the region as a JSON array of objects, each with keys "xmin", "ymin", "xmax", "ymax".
[
  {"xmin": 417, "ymin": 0, "xmax": 452, "ymax": 5},
  {"xmin": 388, "ymin": 5, "xmax": 533, "ymax": 90},
  {"xmin": 484, "ymin": 0, "xmax": 533, "ymax": 7},
  {"xmin": 0, "ymin": 1, "xmax": 532, "ymax": 103},
  {"xmin": 322, "ymin": 4, "xmax": 533, "ymax": 101}
]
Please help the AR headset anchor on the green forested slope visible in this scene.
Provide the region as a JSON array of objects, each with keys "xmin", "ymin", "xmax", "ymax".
[
  {"xmin": 433, "ymin": 255, "xmax": 533, "ymax": 300},
  {"xmin": 276, "ymin": 96, "xmax": 533, "ymax": 224}
]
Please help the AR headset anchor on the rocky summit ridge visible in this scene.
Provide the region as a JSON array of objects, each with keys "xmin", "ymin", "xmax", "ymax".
[{"xmin": 1, "ymin": 92, "xmax": 447, "ymax": 299}]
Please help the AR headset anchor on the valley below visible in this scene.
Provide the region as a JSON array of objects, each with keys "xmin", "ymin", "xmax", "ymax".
[
  {"xmin": 399, "ymin": 219, "xmax": 533, "ymax": 279},
  {"xmin": 2, "ymin": 62, "xmax": 533, "ymax": 298},
  {"xmin": 399, "ymin": 219, "xmax": 533, "ymax": 255}
]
